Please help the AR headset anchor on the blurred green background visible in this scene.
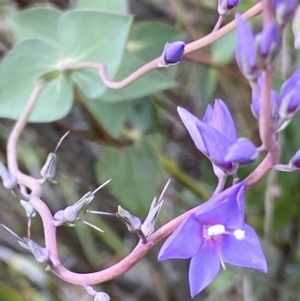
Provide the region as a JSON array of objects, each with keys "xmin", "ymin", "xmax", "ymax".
[{"xmin": 0, "ymin": 0, "xmax": 300, "ymax": 300}]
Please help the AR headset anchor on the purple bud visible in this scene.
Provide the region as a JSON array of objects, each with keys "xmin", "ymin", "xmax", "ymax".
[
  {"xmin": 256, "ymin": 21, "xmax": 282, "ymax": 66},
  {"xmin": 225, "ymin": 138, "xmax": 258, "ymax": 164},
  {"xmin": 218, "ymin": 0, "xmax": 241, "ymax": 15},
  {"xmin": 235, "ymin": 14, "xmax": 261, "ymax": 81},
  {"xmin": 0, "ymin": 162, "xmax": 18, "ymax": 189},
  {"xmin": 289, "ymin": 149, "xmax": 300, "ymax": 169},
  {"xmin": 273, "ymin": 0, "xmax": 297, "ymax": 27},
  {"xmin": 279, "ymin": 68, "xmax": 300, "ymax": 118},
  {"xmin": 161, "ymin": 41, "xmax": 185, "ymax": 66},
  {"xmin": 40, "ymin": 153, "xmax": 57, "ymax": 180}
]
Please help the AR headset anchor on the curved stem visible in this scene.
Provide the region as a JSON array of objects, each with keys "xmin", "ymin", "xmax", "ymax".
[{"xmin": 60, "ymin": 3, "xmax": 262, "ymax": 90}]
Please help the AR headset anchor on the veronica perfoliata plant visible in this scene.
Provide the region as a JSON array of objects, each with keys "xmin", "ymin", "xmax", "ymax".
[
  {"xmin": 1, "ymin": 0, "xmax": 300, "ymax": 300},
  {"xmin": 158, "ymin": 182, "xmax": 267, "ymax": 297}
]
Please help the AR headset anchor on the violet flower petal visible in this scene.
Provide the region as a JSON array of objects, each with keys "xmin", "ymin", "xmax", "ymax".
[
  {"xmin": 206, "ymin": 99, "xmax": 237, "ymax": 143},
  {"xmin": 220, "ymin": 224, "xmax": 267, "ymax": 273},
  {"xmin": 196, "ymin": 121, "xmax": 233, "ymax": 169},
  {"xmin": 196, "ymin": 182, "xmax": 245, "ymax": 229},
  {"xmin": 177, "ymin": 107, "xmax": 207, "ymax": 155},
  {"xmin": 225, "ymin": 137, "xmax": 258, "ymax": 164},
  {"xmin": 158, "ymin": 213, "xmax": 203, "ymax": 260},
  {"xmin": 189, "ymin": 244, "xmax": 220, "ymax": 297}
]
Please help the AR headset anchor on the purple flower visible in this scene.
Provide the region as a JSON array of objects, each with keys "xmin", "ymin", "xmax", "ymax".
[
  {"xmin": 273, "ymin": 0, "xmax": 297, "ymax": 27},
  {"xmin": 161, "ymin": 41, "xmax": 185, "ymax": 66},
  {"xmin": 177, "ymin": 99, "xmax": 258, "ymax": 174},
  {"xmin": 158, "ymin": 183, "xmax": 267, "ymax": 298},
  {"xmin": 256, "ymin": 21, "xmax": 282, "ymax": 66},
  {"xmin": 218, "ymin": 0, "xmax": 241, "ymax": 15},
  {"xmin": 235, "ymin": 14, "xmax": 261, "ymax": 81},
  {"xmin": 279, "ymin": 68, "xmax": 300, "ymax": 118}
]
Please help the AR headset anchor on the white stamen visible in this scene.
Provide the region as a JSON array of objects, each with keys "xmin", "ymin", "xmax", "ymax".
[
  {"xmin": 207, "ymin": 224, "xmax": 225, "ymax": 236},
  {"xmin": 233, "ymin": 229, "xmax": 245, "ymax": 240}
]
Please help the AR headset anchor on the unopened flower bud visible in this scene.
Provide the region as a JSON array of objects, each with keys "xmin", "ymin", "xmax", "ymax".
[
  {"xmin": 20, "ymin": 200, "xmax": 36, "ymax": 218},
  {"xmin": 116, "ymin": 206, "xmax": 141, "ymax": 232},
  {"xmin": 40, "ymin": 153, "xmax": 57, "ymax": 180},
  {"xmin": 94, "ymin": 292, "xmax": 110, "ymax": 301},
  {"xmin": 18, "ymin": 238, "xmax": 50, "ymax": 263},
  {"xmin": 273, "ymin": 0, "xmax": 297, "ymax": 27},
  {"xmin": 160, "ymin": 41, "xmax": 185, "ymax": 66},
  {"xmin": 256, "ymin": 21, "xmax": 281, "ymax": 67},
  {"xmin": 279, "ymin": 68, "xmax": 300, "ymax": 118},
  {"xmin": 292, "ymin": 5, "xmax": 300, "ymax": 49},
  {"xmin": 0, "ymin": 162, "xmax": 18, "ymax": 189},
  {"xmin": 289, "ymin": 149, "xmax": 300, "ymax": 169},
  {"xmin": 251, "ymin": 76, "xmax": 280, "ymax": 123},
  {"xmin": 235, "ymin": 14, "xmax": 261, "ymax": 81},
  {"xmin": 218, "ymin": 0, "xmax": 240, "ymax": 15}
]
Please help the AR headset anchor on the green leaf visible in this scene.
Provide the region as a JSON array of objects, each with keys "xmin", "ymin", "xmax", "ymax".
[
  {"xmin": 0, "ymin": 39, "xmax": 61, "ymax": 121},
  {"xmin": 57, "ymin": 10, "xmax": 132, "ymax": 99},
  {"xmin": 100, "ymin": 50, "xmax": 175, "ymax": 102},
  {"xmin": 96, "ymin": 140, "xmax": 161, "ymax": 212},
  {"xmin": 82, "ymin": 96, "xmax": 131, "ymax": 138},
  {"xmin": 32, "ymin": 74, "xmax": 73, "ymax": 122},
  {"xmin": 211, "ymin": 30, "xmax": 236, "ymax": 66},
  {"xmin": 75, "ymin": 0, "xmax": 128, "ymax": 14},
  {"xmin": 127, "ymin": 20, "xmax": 187, "ymax": 62},
  {"xmin": 126, "ymin": 97, "xmax": 157, "ymax": 133},
  {"xmin": 8, "ymin": 8, "xmax": 61, "ymax": 48}
]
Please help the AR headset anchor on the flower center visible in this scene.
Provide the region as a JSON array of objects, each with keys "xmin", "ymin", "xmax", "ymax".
[{"xmin": 207, "ymin": 224, "xmax": 225, "ymax": 237}]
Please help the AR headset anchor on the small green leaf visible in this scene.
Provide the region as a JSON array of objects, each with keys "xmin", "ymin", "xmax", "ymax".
[
  {"xmin": 57, "ymin": 10, "xmax": 132, "ymax": 99},
  {"xmin": 126, "ymin": 97, "xmax": 157, "ymax": 133},
  {"xmin": 211, "ymin": 30, "xmax": 236, "ymax": 66},
  {"xmin": 9, "ymin": 8, "xmax": 61, "ymax": 48},
  {"xmin": 100, "ymin": 50, "xmax": 175, "ymax": 102},
  {"xmin": 75, "ymin": 0, "xmax": 128, "ymax": 14},
  {"xmin": 32, "ymin": 75, "xmax": 73, "ymax": 122},
  {"xmin": 96, "ymin": 140, "xmax": 161, "ymax": 212},
  {"xmin": 0, "ymin": 39, "xmax": 61, "ymax": 121}
]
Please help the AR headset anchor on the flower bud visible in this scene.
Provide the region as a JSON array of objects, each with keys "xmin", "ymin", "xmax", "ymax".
[
  {"xmin": 18, "ymin": 238, "xmax": 50, "ymax": 263},
  {"xmin": 251, "ymin": 76, "xmax": 280, "ymax": 123},
  {"xmin": 218, "ymin": 0, "xmax": 240, "ymax": 15},
  {"xmin": 94, "ymin": 292, "xmax": 110, "ymax": 301},
  {"xmin": 289, "ymin": 149, "xmax": 300, "ymax": 169},
  {"xmin": 161, "ymin": 41, "xmax": 185, "ymax": 66},
  {"xmin": 116, "ymin": 206, "xmax": 142, "ymax": 232},
  {"xmin": 256, "ymin": 21, "xmax": 281, "ymax": 67},
  {"xmin": 0, "ymin": 162, "xmax": 18, "ymax": 189},
  {"xmin": 273, "ymin": 0, "xmax": 297, "ymax": 27},
  {"xmin": 235, "ymin": 14, "xmax": 261, "ymax": 81},
  {"xmin": 40, "ymin": 153, "xmax": 57, "ymax": 180},
  {"xmin": 279, "ymin": 68, "xmax": 300, "ymax": 118}
]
